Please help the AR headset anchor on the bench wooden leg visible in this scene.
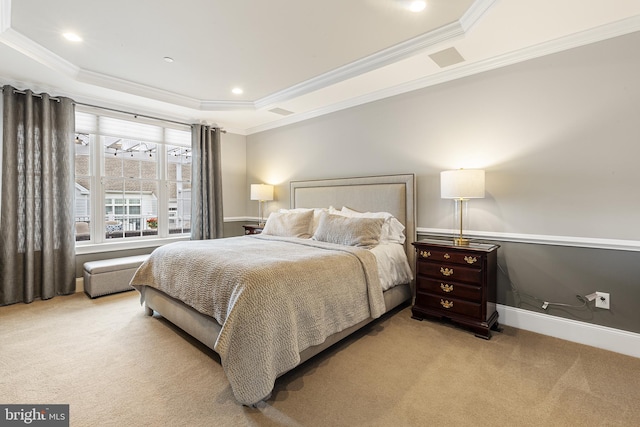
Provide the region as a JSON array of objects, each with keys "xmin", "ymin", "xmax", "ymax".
[{"xmin": 144, "ymin": 304, "xmax": 154, "ymax": 316}]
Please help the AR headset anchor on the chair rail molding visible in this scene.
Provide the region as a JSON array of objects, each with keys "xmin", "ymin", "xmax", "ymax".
[{"xmin": 418, "ymin": 228, "xmax": 640, "ymax": 252}]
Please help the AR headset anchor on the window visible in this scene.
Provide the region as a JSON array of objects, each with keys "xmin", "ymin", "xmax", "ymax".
[{"xmin": 74, "ymin": 110, "xmax": 191, "ymax": 244}]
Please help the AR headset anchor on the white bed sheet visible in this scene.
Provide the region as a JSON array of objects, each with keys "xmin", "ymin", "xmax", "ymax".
[{"xmin": 370, "ymin": 243, "xmax": 413, "ymax": 291}]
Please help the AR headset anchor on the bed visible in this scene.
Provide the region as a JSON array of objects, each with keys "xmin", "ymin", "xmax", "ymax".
[{"xmin": 131, "ymin": 174, "xmax": 416, "ymax": 405}]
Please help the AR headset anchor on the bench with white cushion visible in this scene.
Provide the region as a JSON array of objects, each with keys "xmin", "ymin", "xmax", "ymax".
[{"xmin": 83, "ymin": 254, "xmax": 149, "ymax": 298}]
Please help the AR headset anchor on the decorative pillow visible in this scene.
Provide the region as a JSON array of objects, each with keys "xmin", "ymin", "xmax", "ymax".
[
  {"xmin": 261, "ymin": 210, "xmax": 314, "ymax": 238},
  {"xmin": 278, "ymin": 207, "xmax": 328, "ymax": 234},
  {"xmin": 340, "ymin": 206, "xmax": 406, "ymax": 244},
  {"xmin": 312, "ymin": 212, "xmax": 384, "ymax": 248}
]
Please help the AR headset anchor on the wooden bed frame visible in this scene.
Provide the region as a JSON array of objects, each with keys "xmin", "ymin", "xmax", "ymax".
[{"xmin": 140, "ymin": 173, "xmax": 416, "ymax": 382}]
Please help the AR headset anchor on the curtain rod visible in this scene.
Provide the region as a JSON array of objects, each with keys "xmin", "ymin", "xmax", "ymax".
[
  {"xmin": 3, "ymin": 86, "xmax": 61, "ymax": 102},
  {"xmin": 75, "ymin": 101, "xmax": 190, "ymax": 127},
  {"xmin": 75, "ymin": 101, "xmax": 226, "ymax": 132},
  {"xmin": 2, "ymin": 87, "xmax": 225, "ymax": 132}
]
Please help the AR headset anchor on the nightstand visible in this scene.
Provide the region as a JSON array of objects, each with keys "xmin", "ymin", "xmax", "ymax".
[
  {"xmin": 411, "ymin": 239, "xmax": 500, "ymax": 339},
  {"xmin": 243, "ymin": 224, "xmax": 264, "ymax": 235}
]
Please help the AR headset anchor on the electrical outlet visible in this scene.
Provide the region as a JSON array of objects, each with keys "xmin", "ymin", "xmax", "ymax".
[{"xmin": 595, "ymin": 292, "xmax": 610, "ymax": 309}]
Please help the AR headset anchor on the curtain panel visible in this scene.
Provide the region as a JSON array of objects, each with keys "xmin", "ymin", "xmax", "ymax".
[
  {"xmin": 190, "ymin": 124, "xmax": 224, "ymax": 240},
  {"xmin": 0, "ymin": 86, "xmax": 76, "ymax": 305}
]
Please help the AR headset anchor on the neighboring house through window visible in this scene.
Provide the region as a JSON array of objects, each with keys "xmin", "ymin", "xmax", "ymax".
[{"xmin": 74, "ymin": 110, "xmax": 191, "ymax": 243}]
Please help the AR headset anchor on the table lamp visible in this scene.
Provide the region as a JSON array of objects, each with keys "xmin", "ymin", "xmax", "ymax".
[
  {"xmin": 250, "ymin": 184, "xmax": 274, "ymax": 226},
  {"xmin": 440, "ymin": 169, "xmax": 485, "ymax": 246}
]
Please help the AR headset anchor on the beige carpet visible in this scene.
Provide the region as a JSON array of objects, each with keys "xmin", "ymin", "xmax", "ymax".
[{"xmin": 1, "ymin": 291, "xmax": 639, "ymax": 427}]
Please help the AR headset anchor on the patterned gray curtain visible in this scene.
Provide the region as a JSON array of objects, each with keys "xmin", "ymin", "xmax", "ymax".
[
  {"xmin": 0, "ymin": 86, "xmax": 76, "ymax": 305},
  {"xmin": 190, "ymin": 124, "xmax": 224, "ymax": 240}
]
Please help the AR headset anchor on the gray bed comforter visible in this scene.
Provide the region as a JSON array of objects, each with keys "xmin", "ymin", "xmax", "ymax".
[{"xmin": 130, "ymin": 235, "xmax": 385, "ymax": 405}]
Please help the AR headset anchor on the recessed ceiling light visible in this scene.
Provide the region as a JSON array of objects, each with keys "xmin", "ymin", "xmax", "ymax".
[
  {"xmin": 232, "ymin": 87, "xmax": 243, "ymax": 95},
  {"xmin": 163, "ymin": 56, "xmax": 174, "ymax": 63},
  {"xmin": 408, "ymin": 1, "xmax": 426, "ymax": 12},
  {"xmin": 62, "ymin": 32, "xmax": 83, "ymax": 42}
]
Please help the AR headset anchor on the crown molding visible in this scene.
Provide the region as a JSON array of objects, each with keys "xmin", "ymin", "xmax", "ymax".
[
  {"xmin": 0, "ymin": 0, "xmax": 10, "ymax": 33},
  {"xmin": 78, "ymin": 69, "xmax": 257, "ymax": 112},
  {"xmin": 254, "ymin": 0, "xmax": 498, "ymax": 110},
  {"xmin": 459, "ymin": 0, "xmax": 496, "ymax": 31},
  {"xmin": 78, "ymin": 69, "xmax": 258, "ymax": 112},
  {"xmin": 0, "ymin": 0, "xmax": 493, "ymax": 115},
  {"xmin": 246, "ymin": 14, "xmax": 640, "ymax": 135},
  {"xmin": 0, "ymin": 27, "xmax": 79, "ymax": 78},
  {"xmin": 464, "ymin": 13, "xmax": 640, "ymax": 76},
  {"xmin": 76, "ymin": 69, "xmax": 203, "ymax": 110},
  {"xmin": 254, "ymin": 21, "xmax": 468, "ymax": 110},
  {"xmin": 3, "ymin": 0, "xmax": 639, "ymax": 135},
  {"xmin": 77, "ymin": 69, "xmax": 255, "ymax": 111},
  {"xmin": 199, "ymin": 100, "xmax": 255, "ymax": 111}
]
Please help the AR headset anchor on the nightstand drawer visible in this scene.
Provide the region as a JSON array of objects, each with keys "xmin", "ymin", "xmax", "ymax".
[
  {"xmin": 412, "ymin": 240, "xmax": 499, "ymax": 338},
  {"xmin": 416, "ymin": 248, "xmax": 484, "ymax": 267},
  {"xmin": 415, "ymin": 293, "xmax": 482, "ymax": 319},
  {"xmin": 417, "ymin": 262, "xmax": 482, "ymax": 284},
  {"xmin": 416, "ymin": 277, "xmax": 481, "ymax": 301}
]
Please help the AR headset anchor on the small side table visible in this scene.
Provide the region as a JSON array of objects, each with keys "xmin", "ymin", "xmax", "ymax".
[
  {"xmin": 411, "ymin": 239, "xmax": 500, "ymax": 339},
  {"xmin": 243, "ymin": 224, "xmax": 264, "ymax": 235}
]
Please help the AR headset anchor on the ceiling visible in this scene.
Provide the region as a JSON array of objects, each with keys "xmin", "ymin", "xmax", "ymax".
[{"xmin": 1, "ymin": 0, "xmax": 640, "ymax": 135}]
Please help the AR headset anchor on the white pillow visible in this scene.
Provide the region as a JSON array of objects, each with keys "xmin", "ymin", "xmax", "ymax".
[
  {"xmin": 312, "ymin": 212, "xmax": 384, "ymax": 248},
  {"xmin": 328, "ymin": 206, "xmax": 342, "ymax": 215},
  {"xmin": 261, "ymin": 210, "xmax": 314, "ymax": 238},
  {"xmin": 339, "ymin": 206, "xmax": 406, "ymax": 244}
]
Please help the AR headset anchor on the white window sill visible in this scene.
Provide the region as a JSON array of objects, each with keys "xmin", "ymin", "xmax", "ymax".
[{"xmin": 75, "ymin": 235, "xmax": 190, "ymax": 255}]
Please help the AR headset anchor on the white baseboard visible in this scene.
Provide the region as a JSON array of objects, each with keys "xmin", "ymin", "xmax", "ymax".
[
  {"xmin": 497, "ymin": 304, "xmax": 640, "ymax": 358},
  {"xmin": 70, "ymin": 275, "xmax": 638, "ymax": 357}
]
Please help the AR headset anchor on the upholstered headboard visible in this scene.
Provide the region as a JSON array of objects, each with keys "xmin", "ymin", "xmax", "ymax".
[{"xmin": 290, "ymin": 174, "xmax": 416, "ymax": 276}]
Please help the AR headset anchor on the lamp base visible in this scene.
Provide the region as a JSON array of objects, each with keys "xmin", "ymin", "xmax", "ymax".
[{"xmin": 453, "ymin": 237, "xmax": 470, "ymax": 246}]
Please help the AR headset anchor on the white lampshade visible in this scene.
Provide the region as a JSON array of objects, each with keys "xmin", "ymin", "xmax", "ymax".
[
  {"xmin": 250, "ymin": 184, "xmax": 274, "ymax": 201},
  {"xmin": 441, "ymin": 169, "xmax": 485, "ymax": 199}
]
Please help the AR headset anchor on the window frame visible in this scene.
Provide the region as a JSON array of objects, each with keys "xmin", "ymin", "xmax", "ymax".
[{"xmin": 74, "ymin": 109, "xmax": 192, "ymax": 255}]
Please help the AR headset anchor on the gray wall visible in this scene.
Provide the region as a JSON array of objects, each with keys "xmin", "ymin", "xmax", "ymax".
[
  {"xmin": 491, "ymin": 240, "xmax": 640, "ymax": 333},
  {"xmin": 4, "ymin": 31, "xmax": 638, "ymax": 334},
  {"xmin": 220, "ymin": 131, "xmax": 248, "ymax": 219},
  {"xmin": 246, "ymin": 32, "xmax": 640, "ymax": 334}
]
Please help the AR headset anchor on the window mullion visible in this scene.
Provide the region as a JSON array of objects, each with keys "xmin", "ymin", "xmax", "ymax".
[
  {"xmin": 75, "ymin": 110, "xmax": 191, "ymax": 247},
  {"xmin": 158, "ymin": 136, "xmax": 167, "ymax": 237},
  {"xmin": 94, "ymin": 134, "xmax": 105, "ymax": 244}
]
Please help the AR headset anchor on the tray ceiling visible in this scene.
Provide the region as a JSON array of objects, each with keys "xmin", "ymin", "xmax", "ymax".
[{"xmin": 1, "ymin": 0, "xmax": 640, "ymax": 134}]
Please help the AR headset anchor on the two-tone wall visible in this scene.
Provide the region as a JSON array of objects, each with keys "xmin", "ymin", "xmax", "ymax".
[
  {"xmin": 244, "ymin": 31, "xmax": 640, "ymax": 351},
  {"xmin": 7, "ymin": 29, "xmax": 636, "ymax": 356}
]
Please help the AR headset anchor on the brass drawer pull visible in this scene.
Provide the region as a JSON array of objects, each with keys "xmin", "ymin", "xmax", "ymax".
[
  {"xmin": 464, "ymin": 256, "xmax": 478, "ymax": 264},
  {"xmin": 420, "ymin": 250, "xmax": 431, "ymax": 258},
  {"xmin": 440, "ymin": 283, "xmax": 454, "ymax": 293},
  {"xmin": 440, "ymin": 267, "xmax": 454, "ymax": 277},
  {"xmin": 444, "ymin": 253, "xmax": 451, "ymax": 259},
  {"xmin": 440, "ymin": 299, "xmax": 454, "ymax": 309}
]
